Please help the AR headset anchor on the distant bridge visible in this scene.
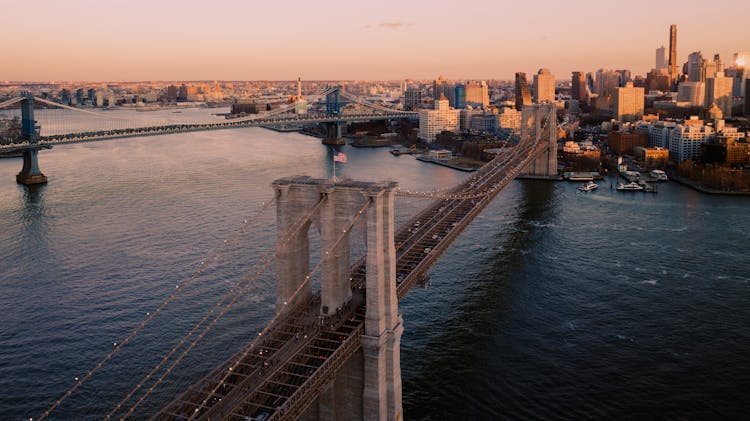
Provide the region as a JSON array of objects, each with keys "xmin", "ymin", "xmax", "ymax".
[{"xmin": 0, "ymin": 87, "xmax": 416, "ymax": 184}]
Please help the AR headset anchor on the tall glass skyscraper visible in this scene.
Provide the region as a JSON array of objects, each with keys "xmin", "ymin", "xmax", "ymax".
[
  {"xmin": 454, "ymin": 84, "xmax": 466, "ymax": 109},
  {"xmin": 514, "ymin": 72, "xmax": 531, "ymax": 110}
]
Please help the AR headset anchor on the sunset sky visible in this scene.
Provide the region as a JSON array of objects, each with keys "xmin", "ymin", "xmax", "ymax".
[{"xmin": 2, "ymin": 0, "xmax": 748, "ymax": 82}]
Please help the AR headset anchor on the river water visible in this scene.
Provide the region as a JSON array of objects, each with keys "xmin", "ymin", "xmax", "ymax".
[{"xmin": 1, "ymin": 108, "xmax": 749, "ymax": 419}]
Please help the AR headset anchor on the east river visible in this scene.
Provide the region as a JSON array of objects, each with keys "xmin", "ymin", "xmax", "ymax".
[{"xmin": 1, "ymin": 108, "xmax": 749, "ymax": 419}]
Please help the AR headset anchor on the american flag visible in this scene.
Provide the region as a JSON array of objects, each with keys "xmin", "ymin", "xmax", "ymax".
[{"xmin": 333, "ymin": 152, "xmax": 347, "ymax": 163}]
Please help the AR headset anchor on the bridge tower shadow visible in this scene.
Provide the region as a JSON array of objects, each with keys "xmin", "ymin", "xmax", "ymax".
[{"xmin": 273, "ymin": 176, "xmax": 403, "ymax": 420}]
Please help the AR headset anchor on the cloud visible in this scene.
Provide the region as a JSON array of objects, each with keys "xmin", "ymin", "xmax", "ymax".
[
  {"xmin": 366, "ymin": 22, "xmax": 414, "ymax": 30},
  {"xmin": 380, "ymin": 22, "xmax": 405, "ymax": 29}
]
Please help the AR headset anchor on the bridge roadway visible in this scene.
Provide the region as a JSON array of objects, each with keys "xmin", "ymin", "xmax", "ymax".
[
  {"xmin": 0, "ymin": 111, "xmax": 416, "ymax": 153},
  {"xmin": 156, "ymin": 132, "xmax": 548, "ymax": 420}
]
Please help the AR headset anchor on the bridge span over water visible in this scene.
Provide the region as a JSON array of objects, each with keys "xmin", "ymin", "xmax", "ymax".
[
  {"xmin": 0, "ymin": 88, "xmax": 416, "ymax": 185},
  {"xmin": 33, "ymin": 103, "xmax": 558, "ymax": 421}
]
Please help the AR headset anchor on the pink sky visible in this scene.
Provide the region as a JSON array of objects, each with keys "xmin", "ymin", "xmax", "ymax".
[{"xmin": 1, "ymin": 0, "xmax": 748, "ymax": 81}]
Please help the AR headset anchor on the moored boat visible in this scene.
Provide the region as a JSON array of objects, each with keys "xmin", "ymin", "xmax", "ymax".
[
  {"xmin": 578, "ymin": 180, "xmax": 599, "ymax": 191},
  {"xmin": 649, "ymin": 169, "xmax": 669, "ymax": 181},
  {"xmin": 617, "ymin": 182, "xmax": 644, "ymax": 191}
]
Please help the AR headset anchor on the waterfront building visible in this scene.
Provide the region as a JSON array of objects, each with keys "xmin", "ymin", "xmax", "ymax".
[
  {"xmin": 634, "ymin": 146, "xmax": 670, "ymax": 168},
  {"xmin": 669, "ymin": 122, "xmax": 714, "ymax": 162},
  {"xmin": 572, "ymin": 71, "xmax": 586, "ymax": 102},
  {"xmin": 418, "ymin": 95, "xmax": 460, "ymax": 141},
  {"xmin": 514, "ymin": 72, "xmax": 531, "ymax": 110},
  {"xmin": 608, "ymin": 130, "xmax": 648, "ymax": 155},
  {"xmin": 614, "ymin": 82, "xmax": 644, "ymax": 122},
  {"xmin": 533, "ymin": 68, "xmax": 555, "ymax": 103},
  {"xmin": 231, "ymin": 101, "xmax": 258, "ymax": 115},
  {"xmin": 636, "ymin": 120, "xmax": 677, "ymax": 148},
  {"xmin": 725, "ymin": 139, "xmax": 750, "ymax": 165}
]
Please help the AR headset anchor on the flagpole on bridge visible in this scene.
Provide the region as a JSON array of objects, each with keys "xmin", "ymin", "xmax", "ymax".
[{"xmin": 331, "ymin": 149, "xmax": 347, "ymax": 182}]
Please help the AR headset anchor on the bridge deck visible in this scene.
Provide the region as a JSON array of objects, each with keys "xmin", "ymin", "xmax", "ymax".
[
  {"xmin": 157, "ymin": 128, "xmax": 548, "ymax": 420},
  {"xmin": 0, "ymin": 112, "xmax": 417, "ymax": 153}
]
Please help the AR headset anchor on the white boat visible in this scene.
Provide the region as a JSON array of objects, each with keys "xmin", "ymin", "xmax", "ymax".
[
  {"xmin": 650, "ymin": 169, "xmax": 669, "ymax": 181},
  {"xmin": 617, "ymin": 182, "xmax": 644, "ymax": 191},
  {"xmin": 578, "ymin": 181, "xmax": 598, "ymax": 191}
]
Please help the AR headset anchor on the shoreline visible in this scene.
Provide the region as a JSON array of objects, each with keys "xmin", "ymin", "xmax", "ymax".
[
  {"xmin": 415, "ymin": 155, "xmax": 477, "ymax": 172},
  {"xmin": 669, "ymin": 174, "xmax": 750, "ymax": 196}
]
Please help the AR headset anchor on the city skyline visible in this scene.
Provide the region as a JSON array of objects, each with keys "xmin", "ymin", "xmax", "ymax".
[{"xmin": 2, "ymin": 0, "xmax": 749, "ymax": 82}]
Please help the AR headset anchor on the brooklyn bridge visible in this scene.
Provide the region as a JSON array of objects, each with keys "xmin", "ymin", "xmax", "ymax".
[{"xmin": 7, "ymin": 90, "xmax": 558, "ymax": 420}]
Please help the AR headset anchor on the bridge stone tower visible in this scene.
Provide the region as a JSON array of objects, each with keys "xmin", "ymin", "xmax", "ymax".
[
  {"xmin": 521, "ymin": 103, "xmax": 558, "ymax": 178},
  {"xmin": 323, "ymin": 87, "xmax": 345, "ymax": 146},
  {"xmin": 16, "ymin": 93, "xmax": 48, "ymax": 185},
  {"xmin": 273, "ymin": 176, "xmax": 403, "ymax": 421}
]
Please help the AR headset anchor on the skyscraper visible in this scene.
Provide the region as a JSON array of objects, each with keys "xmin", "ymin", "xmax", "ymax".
[
  {"xmin": 656, "ymin": 46, "xmax": 667, "ymax": 70},
  {"xmin": 454, "ymin": 84, "xmax": 466, "ymax": 109},
  {"xmin": 533, "ymin": 68, "xmax": 555, "ymax": 103},
  {"xmin": 433, "ymin": 76, "xmax": 449, "ymax": 100},
  {"xmin": 668, "ymin": 24, "xmax": 678, "ymax": 84},
  {"xmin": 571, "ymin": 71, "xmax": 586, "ymax": 101},
  {"xmin": 714, "ymin": 54, "xmax": 723, "ymax": 72},
  {"xmin": 745, "ymin": 78, "xmax": 750, "ymax": 116},
  {"xmin": 705, "ymin": 71, "xmax": 734, "ymax": 117},
  {"xmin": 687, "ymin": 51, "xmax": 705, "ymax": 82},
  {"xmin": 595, "ymin": 69, "xmax": 620, "ymax": 98},
  {"xmin": 617, "ymin": 70, "xmax": 632, "ymax": 86},
  {"xmin": 403, "ymin": 87, "xmax": 421, "ymax": 111},
  {"xmin": 614, "ymin": 82, "xmax": 644, "ymax": 122},
  {"xmin": 514, "ymin": 72, "xmax": 531, "ymax": 110},
  {"xmin": 465, "ymin": 81, "xmax": 489, "ymax": 108},
  {"xmin": 677, "ymin": 81, "xmax": 705, "ymax": 106}
]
